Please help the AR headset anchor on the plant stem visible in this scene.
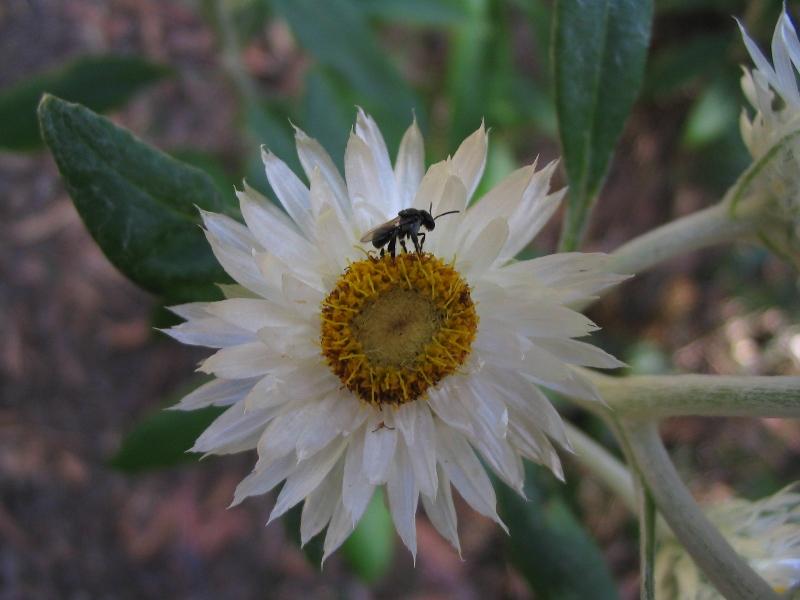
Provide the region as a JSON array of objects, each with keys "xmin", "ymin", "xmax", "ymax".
[
  {"xmin": 583, "ymin": 371, "xmax": 800, "ymax": 419},
  {"xmin": 622, "ymin": 421, "xmax": 779, "ymax": 600},
  {"xmin": 563, "ymin": 421, "xmax": 637, "ymax": 513},
  {"xmin": 607, "ymin": 202, "xmax": 756, "ymax": 276},
  {"xmin": 638, "ymin": 485, "xmax": 657, "ymax": 600}
]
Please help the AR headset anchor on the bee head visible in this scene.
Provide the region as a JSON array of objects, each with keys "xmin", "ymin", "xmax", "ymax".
[{"xmin": 421, "ymin": 210, "xmax": 436, "ymax": 231}]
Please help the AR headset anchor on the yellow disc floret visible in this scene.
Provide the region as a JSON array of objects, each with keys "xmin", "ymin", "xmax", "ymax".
[{"xmin": 320, "ymin": 253, "xmax": 478, "ymax": 406}]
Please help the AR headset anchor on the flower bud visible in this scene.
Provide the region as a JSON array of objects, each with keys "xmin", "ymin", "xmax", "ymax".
[{"xmin": 656, "ymin": 484, "xmax": 800, "ymax": 598}]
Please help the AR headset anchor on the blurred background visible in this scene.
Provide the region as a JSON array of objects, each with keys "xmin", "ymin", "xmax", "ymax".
[{"xmin": 1, "ymin": 0, "xmax": 799, "ymax": 598}]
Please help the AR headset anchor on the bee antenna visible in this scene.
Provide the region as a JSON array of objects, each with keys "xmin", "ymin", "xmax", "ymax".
[
  {"xmin": 433, "ymin": 210, "xmax": 460, "ymax": 221},
  {"xmin": 428, "ymin": 202, "xmax": 433, "ymax": 214}
]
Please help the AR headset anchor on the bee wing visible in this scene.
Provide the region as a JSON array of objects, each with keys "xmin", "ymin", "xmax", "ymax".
[{"xmin": 359, "ymin": 217, "xmax": 400, "ymax": 243}]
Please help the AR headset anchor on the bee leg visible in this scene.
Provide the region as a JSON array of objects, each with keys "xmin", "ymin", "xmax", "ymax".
[
  {"xmin": 410, "ymin": 232, "xmax": 422, "ymax": 255},
  {"xmin": 399, "ymin": 239, "xmax": 408, "ymax": 254},
  {"xmin": 418, "ymin": 232, "xmax": 426, "ymax": 251},
  {"xmin": 387, "ymin": 234, "xmax": 398, "ymax": 259}
]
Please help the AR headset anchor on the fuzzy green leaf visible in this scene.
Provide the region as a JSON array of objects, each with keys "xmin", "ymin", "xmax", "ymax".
[
  {"xmin": 553, "ymin": 0, "xmax": 653, "ymax": 250},
  {"xmin": 38, "ymin": 95, "xmax": 231, "ymax": 302}
]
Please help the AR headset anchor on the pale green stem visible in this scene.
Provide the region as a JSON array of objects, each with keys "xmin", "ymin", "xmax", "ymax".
[
  {"xmin": 622, "ymin": 420, "xmax": 779, "ymax": 600},
  {"xmin": 563, "ymin": 421, "xmax": 637, "ymax": 513},
  {"xmin": 582, "ymin": 371, "xmax": 800, "ymax": 419},
  {"xmin": 639, "ymin": 486, "xmax": 657, "ymax": 600},
  {"xmin": 607, "ymin": 202, "xmax": 757, "ymax": 276}
]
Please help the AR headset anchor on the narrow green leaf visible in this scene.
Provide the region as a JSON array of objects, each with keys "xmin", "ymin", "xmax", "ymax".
[
  {"xmin": 342, "ymin": 490, "xmax": 395, "ymax": 582},
  {"xmin": 357, "ymin": 0, "xmax": 469, "ymax": 26},
  {"xmin": 269, "ymin": 0, "xmax": 423, "ymax": 148},
  {"xmin": 0, "ymin": 55, "xmax": 169, "ymax": 152},
  {"xmin": 553, "ymin": 0, "xmax": 654, "ymax": 250},
  {"xmin": 38, "ymin": 95, "xmax": 231, "ymax": 302},
  {"xmin": 110, "ymin": 383, "xmax": 224, "ymax": 472},
  {"xmin": 497, "ymin": 464, "xmax": 620, "ymax": 600},
  {"xmin": 446, "ymin": 0, "xmax": 491, "ymax": 148}
]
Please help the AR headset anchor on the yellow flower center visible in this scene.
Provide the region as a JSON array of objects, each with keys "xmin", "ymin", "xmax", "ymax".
[{"xmin": 320, "ymin": 253, "xmax": 478, "ymax": 406}]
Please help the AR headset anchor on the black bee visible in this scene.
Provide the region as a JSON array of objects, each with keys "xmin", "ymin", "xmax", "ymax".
[{"xmin": 359, "ymin": 205, "xmax": 460, "ymax": 258}]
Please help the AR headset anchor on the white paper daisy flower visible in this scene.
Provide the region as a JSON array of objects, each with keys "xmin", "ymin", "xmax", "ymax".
[
  {"xmin": 656, "ymin": 484, "xmax": 800, "ymax": 599},
  {"xmin": 738, "ymin": 7, "xmax": 800, "ymax": 158},
  {"xmin": 164, "ymin": 109, "xmax": 626, "ymax": 561}
]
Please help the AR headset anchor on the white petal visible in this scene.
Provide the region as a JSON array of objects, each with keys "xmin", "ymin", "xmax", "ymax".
[
  {"xmin": 168, "ymin": 302, "xmax": 211, "ymax": 320},
  {"xmin": 772, "ymin": 10, "xmax": 800, "ymax": 105},
  {"xmin": 323, "ymin": 499, "xmax": 356, "ymax": 564},
  {"xmin": 421, "ymin": 466, "xmax": 461, "ymax": 555},
  {"xmin": 345, "ymin": 132, "xmax": 392, "ymax": 218},
  {"xmin": 362, "ymin": 412, "xmax": 398, "ymax": 484},
  {"xmin": 411, "ymin": 160, "xmax": 450, "ymax": 210},
  {"xmin": 171, "ymin": 377, "xmax": 259, "ymax": 411},
  {"xmin": 532, "ymin": 337, "xmax": 625, "ymax": 369},
  {"xmin": 295, "ymin": 394, "xmax": 356, "ymax": 460},
  {"xmin": 192, "ymin": 402, "xmax": 276, "ymax": 454},
  {"xmin": 422, "ymin": 175, "xmax": 468, "ymax": 258},
  {"xmin": 781, "ymin": 9, "xmax": 800, "ymax": 76},
  {"xmin": 342, "ymin": 427, "xmax": 376, "ymax": 524},
  {"xmin": 387, "ymin": 440, "xmax": 419, "ymax": 559},
  {"xmin": 199, "ymin": 342, "xmax": 271, "ymax": 379},
  {"xmin": 205, "ymin": 297, "xmax": 299, "ymax": 331},
  {"xmin": 200, "ymin": 209, "xmax": 259, "ymax": 253},
  {"xmin": 161, "ymin": 317, "xmax": 255, "ymax": 348},
  {"xmin": 293, "ymin": 126, "xmax": 350, "ymax": 215},
  {"xmin": 268, "ymin": 439, "xmax": 347, "ymax": 522},
  {"xmin": 261, "ymin": 148, "xmax": 314, "ymax": 238},
  {"xmin": 394, "ymin": 118, "xmax": 425, "ymax": 208},
  {"xmin": 237, "ymin": 186, "xmax": 317, "ymax": 267},
  {"xmin": 257, "ymin": 401, "xmax": 320, "ymax": 460},
  {"xmin": 521, "ymin": 345, "xmax": 602, "ymax": 402},
  {"xmin": 451, "ymin": 121, "xmax": 488, "ymax": 199},
  {"xmin": 300, "ymin": 459, "xmax": 343, "ymax": 546},
  {"xmin": 230, "ymin": 452, "xmax": 296, "ymax": 506},
  {"xmin": 738, "ymin": 19, "xmax": 780, "ymax": 92},
  {"xmin": 204, "ymin": 228, "xmax": 271, "ymax": 299},
  {"xmin": 435, "ymin": 423, "xmax": 507, "ymax": 531},
  {"xmin": 395, "ymin": 402, "xmax": 438, "ymax": 498},
  {"xmin": 427, "ymin": 383, "xmax": 475, "ymax": 436},
  {"xmin": 355, "ymin": 108, "xmax": 400, "ymax": 214},
  {"xmin": 456, "ymin": 217, "xmax": 509, "ymax": 277}
]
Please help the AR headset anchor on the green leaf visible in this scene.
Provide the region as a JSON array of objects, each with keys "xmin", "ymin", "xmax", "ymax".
[
  {"xmin": 342, "ymin": 490, "xmax": 395, "ymax": 582},
  {"xmin": 0, "ymin": 55, "xmax": 169, "ymax": 152},
  {"xmin": 497, "ymin": 464, "xmax": 620, "ymax": 600},
  {"xmin": 110, "ymin": 383, "xmax": 224, "ymax": 472},
  {"xmin": 269, "ymin": 0, "xmax": 423, "ymax": 148},
  {"xmin": 446, "ymin": 0, "xmax": 491, "ymax": 148},
  {"xmin": 645, "ymin": 32, "xmax": 731, "ymax": 99},
  {"xmin": 553, "ymin": 0, "xmax": 654, "ymax": 250},
  {"xmin": 357, "ymin": 0, "xmax": 469, "ymax": 26},
  {"xmin": 38, "ymin": 95, "xmax": 231, "ymax": 303}
]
